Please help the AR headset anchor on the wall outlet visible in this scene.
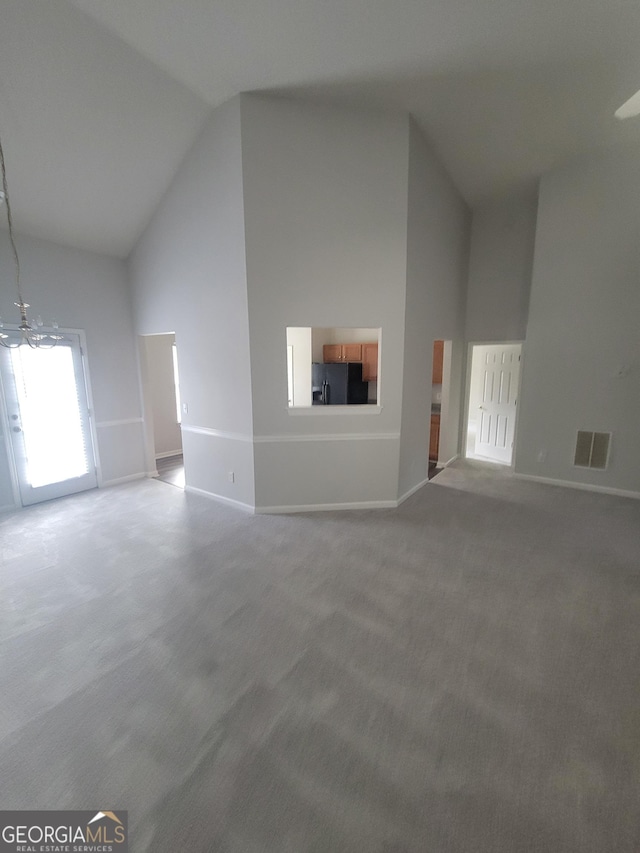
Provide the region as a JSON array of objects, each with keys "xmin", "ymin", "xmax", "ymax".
[
  {"xmin": 182, "ymin": 402, "xmax": 188, "ymax": 414},
  {"xmin": 228, "ymin": 471, "xmax": 235, "ymax": 483},
  {"xmin": 537, "ymin": 449, "xmax": 547, "ymax": 463}
]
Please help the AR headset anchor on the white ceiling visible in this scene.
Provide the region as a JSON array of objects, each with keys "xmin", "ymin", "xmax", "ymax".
[{"xmin": 1, "ymin": 0, "xmax": 640, "ymax": 257}]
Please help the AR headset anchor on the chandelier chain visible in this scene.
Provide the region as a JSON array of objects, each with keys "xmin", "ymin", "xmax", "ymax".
[
  {"xmin": 0, "ymin": 129, "xmax": 60, "ymax": 348},
  {"xmin": 0, "ymin": 129, "xmax": 23, "ymax": 306}
]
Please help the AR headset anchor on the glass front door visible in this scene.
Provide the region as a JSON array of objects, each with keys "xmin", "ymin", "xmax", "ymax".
[{"xmin": 0, "ymin": 334, "xmax": 97, "ymax": 505}]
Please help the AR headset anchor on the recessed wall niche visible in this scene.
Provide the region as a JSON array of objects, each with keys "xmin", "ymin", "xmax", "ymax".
[{"xmin": 286, "ymin": 327, "xmax": 380, "ymax": 408}]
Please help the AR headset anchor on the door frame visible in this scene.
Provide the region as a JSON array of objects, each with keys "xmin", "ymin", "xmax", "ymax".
[
  {"xmin": 463, "ymin": 340, "xmax": 524, "ymax": 470},
  {"xmin": 0, "ymin": 327, "xmax": 102, "ymax": 509},
  {"xmin": 429, "ymin": 338, "xmax": 454, "ymax": 469},
  {"xmin": 137, "ymin": 331, "xmax": 183, "ymax": 481}
]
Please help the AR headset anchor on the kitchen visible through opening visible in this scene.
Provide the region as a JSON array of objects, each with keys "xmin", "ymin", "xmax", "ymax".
[{"xmin": 286, "ymin": 327, "xmax": 380, "ymax": 408}]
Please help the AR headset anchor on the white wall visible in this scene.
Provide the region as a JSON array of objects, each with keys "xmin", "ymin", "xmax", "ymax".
[
  {"xmin": 241, "ymin": 96, "xmax": 410, "ymax": 510},
  {"xmin": 515, "ymin": 148, "xmax": 640, "ymax": 495},
  {"xmin": 140, "ymin": 334, "xmax": 182, "ymax": 456},
  {"xmin": 398, "ymin": 120, "xmax": 470, "ymax": 498},
  {"xmin": 0, "ymin": 231, "xmax": 145, "ymax": 507},
  {"xmin": 465, "ymin": 189, "xmax": 538, "ymax": 343},
  {"xmin": 129, "ymin": 96, "xmax": 255, "ymax": 508}
]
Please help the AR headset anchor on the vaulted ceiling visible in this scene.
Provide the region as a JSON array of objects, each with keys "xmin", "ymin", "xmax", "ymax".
[{"xmin": 1, "ymin": 0, "xmax": 640, "ymax": 258}]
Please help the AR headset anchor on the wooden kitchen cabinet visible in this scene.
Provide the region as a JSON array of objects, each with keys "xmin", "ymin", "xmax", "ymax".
[
  {"xmin": 342, "ymin": 342, "xmax": 362, "ymax": 362},
  {"xmin": 432, "ymin": 340, "xmax": 444, "ymax": 384},
  {"xmin": 362, "ymin": 343, "xmax": 378, "ymax": 381},
  {"xmin": 429, "ymin": 414, "xmax": 440, "ymax": 461},
  {"xmin": 323, "ymin": 343, "xmax": 363, "ymax": 363},
  {"xmin": 322, "ymin": 344, "xmax": 343, "ymax": 363}
]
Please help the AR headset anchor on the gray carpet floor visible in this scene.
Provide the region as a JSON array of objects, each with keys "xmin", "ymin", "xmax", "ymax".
[{"xmin": 0, "ymin": 460, "xmax": 638, "ymax": 852}]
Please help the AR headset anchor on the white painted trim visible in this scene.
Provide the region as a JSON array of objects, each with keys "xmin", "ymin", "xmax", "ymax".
[
  {"xmin": 0, "ymin": 502, "xmax": 19, "ymax": 514},
  {"xmin": 185, "ymin": 485, "xmax": 254, "ymax": 513},
  {"xmin": 288, "ymin": 405, "xmax": 382, "ymax": 416},
  {"xmin": 101, "ymin": 472, "xmax": 146, "ymax": 487},
  {"xmin": 155, "ymin": 449, "xmax": 183, "ymax": 459},
  {"xmin": 181, "ymin": 425, "xmax": 253, "ymax": 442},
  {"xmin": 514, "ymin": 473, "xmax": 640, "ymax": 501},
  {"xmin": 437, "ymin": 453, "xmax": 459, "ymax": 468},
  {"xmin": 0, "ymin": 364, "xmax": 21, "ymax": 507},
  {"xmin": 256, "ymin": 499, "xmax": 397, "ymax": 514},
  {"xmin": 467, "ymin": 339, "xmax": 526, "ymax": 346},
  {"xmin": 95, "ymin": 418, "xmax": 144, "ymax": 429},
  {"xmin": 254, "ymin": 432, "xmax": 400, "ymax": 443},
  {"xmin": 76, "ymin": 329, "xmax": 103, "ymax": 488},
  {"xmin": 180, "ymin": 425, "xmax": 400, "ymax": 444},
  {"xmin": 397, "ymin": 477, "xmax": 430, "ymax": 506},
  {"xmin": 147, "ymin": 469, "xmax": 159, "ymax": 478}
]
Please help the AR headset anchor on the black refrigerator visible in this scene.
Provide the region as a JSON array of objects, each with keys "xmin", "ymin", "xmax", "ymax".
[{"xmin": 312, "ymin": 362, "xmax": 368, "ymax": 405}]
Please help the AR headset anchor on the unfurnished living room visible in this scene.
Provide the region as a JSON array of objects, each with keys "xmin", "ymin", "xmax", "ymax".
[{"xmin": 0, "ymin": 1, "xmax": 638, "ymax": 851}]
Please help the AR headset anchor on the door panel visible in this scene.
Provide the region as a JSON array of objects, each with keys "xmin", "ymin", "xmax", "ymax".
[
  {"xmin": 474, "ymin": 344, "xmax": 521, "ymax": 464},
  {"xmin": 0, "ymin": 334, "xmax": 97, "ymax": 505},
  {"xmin": 342, "ymin": 343, "xmax": 362, "ymax": 362}
]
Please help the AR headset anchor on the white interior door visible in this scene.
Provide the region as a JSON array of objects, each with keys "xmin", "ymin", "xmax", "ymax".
[
  {"xmin": 0, "ymin": 334, "xmax": 97, "ymax": 505},
  {"xmin": 474, "ymin": 344, "xmax": 521, "ymax": 464}
]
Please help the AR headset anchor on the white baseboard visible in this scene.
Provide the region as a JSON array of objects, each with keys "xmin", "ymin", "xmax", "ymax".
[
  {"xmin": 514, "ymin": 473, "xmax": 640, "ymax": 501},
  {"xmin": 256, "ymin": 499, "xmax": 397, "ymax": 514},
  {"xmin": 437, "ymin": 453, "xmax": 459, "ymax": 468},
  {"xmin": 0, "ymin": 502, "xmax": 19, "ymax": 514},
  {"xmin": 147, "ymin": 469, "xmax": 159, "ymax": 478},
  {"xmin": 101, "ymin": 472, "xmax": 147, "ymax": 488},
  {"xmin": 185, "ymin": 485, "xmax": 254, "ymax": 513},
  {"xmin": 397, "ymin": 477, "xmax": 430, "ymax": 506},
  {"xmin": 155, "ymin": 450, "xmax": 183, "ymax": 460}
]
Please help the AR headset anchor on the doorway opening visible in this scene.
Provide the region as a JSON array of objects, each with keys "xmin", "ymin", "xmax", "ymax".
[
  {"xmin": 156, "ymin": 452, "xmax": 185, "ymax": 488},
  {"xmin": 429, "ymin": 339, "xmax": 452, "ymax": 479},
  {"xmin": 0, "ymin": 333, "xmax": 98, "ymax": 505},
  {"xmin": 465, "ymin": 343, "xmax": 522, "ymax": 466},
  {"xmin": 139, "ymin": 333, "xmax": 184, "ymax": 489}
]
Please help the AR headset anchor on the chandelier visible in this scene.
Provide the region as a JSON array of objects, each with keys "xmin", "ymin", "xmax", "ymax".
[{"xmin": 0, "ymin": 131, "xmax": 62, "ymax": 348}]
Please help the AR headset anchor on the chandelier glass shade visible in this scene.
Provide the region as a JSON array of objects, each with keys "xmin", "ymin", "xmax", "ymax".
[{"xmin": 0, "ymin": 301, "xmax": 63, "ymax": 349}]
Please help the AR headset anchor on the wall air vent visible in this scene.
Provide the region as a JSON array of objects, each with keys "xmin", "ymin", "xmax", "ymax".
[{"xmin": 574, "ymin": 431, "xmax": 611, "ymax": 470}]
